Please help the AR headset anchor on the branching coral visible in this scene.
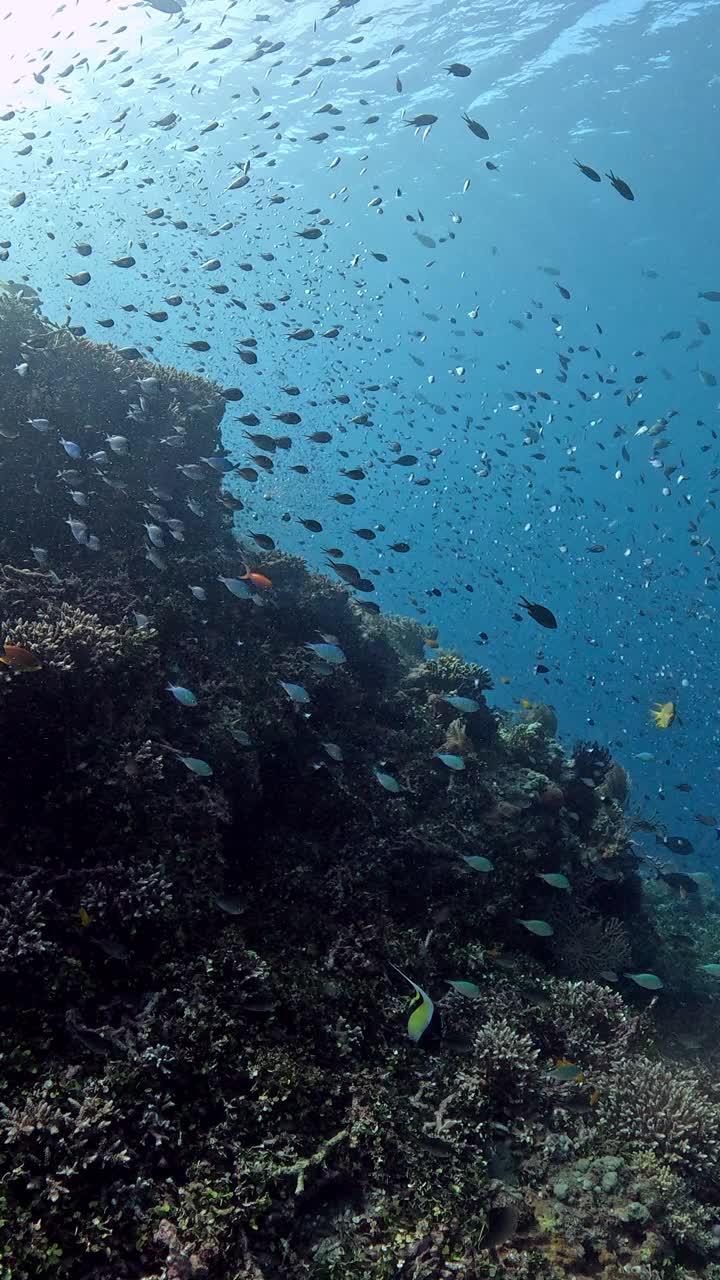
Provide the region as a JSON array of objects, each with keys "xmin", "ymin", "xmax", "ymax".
[
  {"xmin": 0, "ymin": 878, "xmax": 58, "ymax": 977},
  {"xmin": 1, "ymin": 602, "xmax": 155, "ymax": 672},
  {"xmin": 462, "ymin": 1016, "xmax": 543, "ymax": 1106},
  {"xmin": 79, "ymin": 858, "xmax": 176, "ymax": 934},
  {"xmin": 594, "ymin": 1056, "xmax": 720, "ymax": 1173},
  {"xmin": 528, "ymin": 977, "xmax": 640, "ymax": 1070}
]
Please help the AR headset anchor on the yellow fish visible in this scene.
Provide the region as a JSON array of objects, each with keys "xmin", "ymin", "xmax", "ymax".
[
  {"xmin": 650, "ymin": 700, "xmax": 676, "ymax": 729},
  {"xmin": 78, "ymin": 906, "xmax": 91, "ymax": 928}
]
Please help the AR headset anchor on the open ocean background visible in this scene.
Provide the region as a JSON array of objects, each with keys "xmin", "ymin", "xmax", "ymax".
[{"xmin": 1, "ymin": 0, "xmax": 719, "ymax": 864}]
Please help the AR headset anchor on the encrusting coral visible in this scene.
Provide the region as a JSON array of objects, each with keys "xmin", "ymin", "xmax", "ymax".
[{"xmin": 2, "ymin": 292, "xmax": 720, "ymax": 1280}]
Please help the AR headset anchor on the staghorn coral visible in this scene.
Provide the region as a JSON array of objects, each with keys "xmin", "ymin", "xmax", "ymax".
[
  {"xmin": 1, "ymin": 602, "xmax": 155, "ymax": 672},
  {"xmin": 594, "ymin": 1056, "xmax": 720, "ymax": 1174},
  {"xmin": 0, "ymin": 878, "xmax": 58, "ymax": 977},
  {"xmin": 79, "ymin": 858, "xmax": 176, "ymax": 935},
  {"xmin": 527, "ymin": 977, "xmax": 641, "ymax": 1070},
  {"xmin": 462, "ymin": 1015, "xmax": 543, "ymax": 1107}
]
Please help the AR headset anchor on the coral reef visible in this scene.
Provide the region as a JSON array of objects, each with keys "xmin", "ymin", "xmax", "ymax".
[
  {"xmin": 404, "ymin": 649, "xmax": 494, "ymax": 695},
  {"xmin": 1, "ymin": 601, "xmax": 153, "ymax": 671},
  {"xmin": 2, "ymin": 293, "xmax": 720, "ymax": 1280},
  {"xmin": 594, "ymin": 1057, "xmax": 720, "ymax": 1172}
]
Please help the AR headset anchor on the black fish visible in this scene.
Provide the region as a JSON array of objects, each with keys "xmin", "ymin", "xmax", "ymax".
[
  {"xmin": 446, "ymin": 62, "xmax": 471, "ymax": 77},
  {"xmin": 656, "ymin": 835, "xmax": 694, "ymax": 855},
  {"xmin": 404, "ymin": 113, "xmax": 438, "ymax": 128},
  {"xmin": 462, "ymin": 112, "xmax": 489, "ymax": 140},
  {"xmin": 607, "ymin": 171, "xmax": 634, "ymax": 201},
  {"xmin": 518, "ymin": 597, "xmax": 557, "ymax": 629},
  {"xmin": 574, "ymin": 159, "xmax": 601, "ymax": 182},
  {"xmin": 658, "ymin": 871, "xmax": 698, "ymax": 895}
]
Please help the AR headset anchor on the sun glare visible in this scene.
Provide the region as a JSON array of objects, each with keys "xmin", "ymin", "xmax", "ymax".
[{"xmin": 0, "ymin": 0, "xmax": 144, "ymax": 106}]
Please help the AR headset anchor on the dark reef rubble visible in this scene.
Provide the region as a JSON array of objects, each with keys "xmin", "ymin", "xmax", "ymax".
[{"xmin": 2, "ymin": 296, "xmax": 720, "ymax": 1279}]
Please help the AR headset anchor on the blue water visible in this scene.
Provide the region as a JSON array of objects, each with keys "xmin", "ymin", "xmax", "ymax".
[{"xmin": 3, "ymin": 0, "xmax": 720, "ymax": 858}]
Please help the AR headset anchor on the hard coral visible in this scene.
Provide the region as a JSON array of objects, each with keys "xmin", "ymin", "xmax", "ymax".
[
  {"xmin": 501, "ymin": 720, "xmax": 564, "ymax": 776},
  {"xmin": 551, "ymin": 906, "xmax": 632, "ymax": 981},
  {"xmin": 0, "ymin": 877, "xmax": 58, "ymax": 978},
  {"xmin": 600, "ymin": 761, "xmax": 631, "ymax": 808},
  {"xmin": 519, "ymin": 700, "xmax": 559, "ymax": 736},
  {"xmin": 463, "ymin": 1015, "xmax": 542, "ymax": 1106},
  {"xmin": 369, "ymin": 609, "xmax": 435, "ymax": 667},
  {"xmin": 405, "ymin": 650, "xmax": 493, "ymax": 696},
  {"xmin": 1, "ymin": 602, "xmax": 154, "ymax": 672},
  {"xmin": 595, "ymin": 1056, "xmax": 720, "ymax": 1174},
  {"xmin": 529, "ymin": 977, "xmax": 638, "ymax": 1070}
]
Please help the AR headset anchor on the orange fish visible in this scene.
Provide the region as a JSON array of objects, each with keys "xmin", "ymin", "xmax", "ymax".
[
  {"xmin": 424, "ymin": 636, "xmax": 439, "ymax": 649},
  {"xmin": 0, "ymin": 643, "xmax": 41, "ymax": 671},
  {"xmin": 241, "ymin": 571, "xmax": 273, "ymax": 590}
]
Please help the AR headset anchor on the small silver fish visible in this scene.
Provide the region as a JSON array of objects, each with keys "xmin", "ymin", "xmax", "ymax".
[
  {"xmin": 144, "ymin": 523, "xmax": 165, "ymax": 548},
  {"xmin": 106, "ymin": 434, "xmax": 129, "ymax": 454},
  {"xmin": 65, "ymin": 515, "xmax": 88, "ymax": 544},
  {"xmin": 145, "ymin": 545, "xmax": 167, "ymax": 570}
]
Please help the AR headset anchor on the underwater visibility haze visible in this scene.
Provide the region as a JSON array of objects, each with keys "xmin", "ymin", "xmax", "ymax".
[{"xmin": 3, "ymin": 0, "xmax": 720, "ymax": 1276}]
